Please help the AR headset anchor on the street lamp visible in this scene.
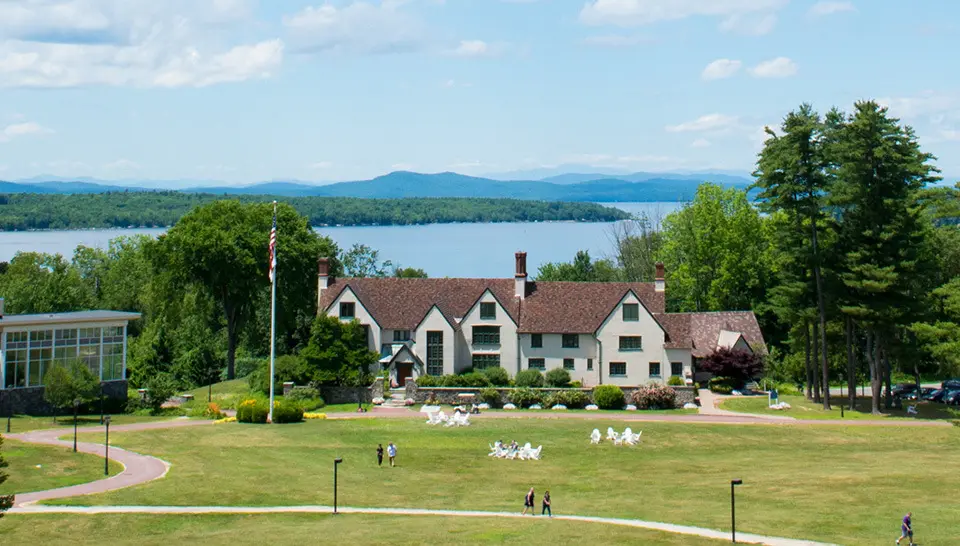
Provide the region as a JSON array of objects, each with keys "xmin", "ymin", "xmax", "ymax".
[
  {"xmin": 6, "ymin": 396, "xmax": 11, "ymax": 433},
  {"xmin": 333, "ymin": 457, "xmax": 343, "ymax": 514},
  {"xmin": 73, "ymin": 398, "xmax": 81, "ymax": 453},
  {"xmin": 100, "ymin": 383, "xmax": 105, "ymax": 425},
  {"xmin": 730, "ymin": 479, "xmax": 743, "ymax": 543},
  {"xmin": 104, "ymin": 416, "xmax": 111, "ymax": 476}
]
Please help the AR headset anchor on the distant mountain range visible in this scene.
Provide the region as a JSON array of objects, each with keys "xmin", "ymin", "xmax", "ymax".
[{"xmin": 0, "ymin": 170, "xmax": 759, "ymax": 202}]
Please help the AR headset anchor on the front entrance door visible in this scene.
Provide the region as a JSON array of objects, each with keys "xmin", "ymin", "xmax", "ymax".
[{"xmin": 395, "ymin": 363, "xmax": 413, "ymax": 387}]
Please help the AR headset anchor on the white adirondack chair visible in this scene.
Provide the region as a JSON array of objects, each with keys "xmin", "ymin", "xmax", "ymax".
[
  {"xmin": 590, "ymin": 429, "xmax": 601, "ymax": 444},
  {"xmin": 633, "ymin": 430, "xmax": 643, "ymax": 443},
  {"xmin": 426, "ymin": 412, "xmax": 441, "ymax": 425},
  {"xmin": 606, "ymin": 427, "xmax": 619, "ymax": 442},
  {"xmin": 531, "ymin": 445, "xmax": 542, "ymax": 460},
  {"xmin": 623, "ymin": 427, "xmax": 636, "ymax": 445}
]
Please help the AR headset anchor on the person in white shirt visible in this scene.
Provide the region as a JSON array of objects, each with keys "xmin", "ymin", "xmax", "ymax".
[{"xmin": 387, "ymin": 442, "xmax": 397, "ymax": 467}]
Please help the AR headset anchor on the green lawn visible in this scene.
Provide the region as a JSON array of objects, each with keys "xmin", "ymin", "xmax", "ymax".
[
  {"xmin": 1, "ymin": 414, "xmax": 182, "ymax": 434},
  {"xmin": 721, "ymin": 394, "xmax": 960, "ymax": 420},
  {"xmin": 0, "ymin": 514, "xmax": 724, "ymax": 545},
  {"xmin": 50, "ymin": 418, "xmax": 960, "ymax": 544},
  {"xmin": 0, "ymin": 438, "xmax": 121, "ymax": 495}
]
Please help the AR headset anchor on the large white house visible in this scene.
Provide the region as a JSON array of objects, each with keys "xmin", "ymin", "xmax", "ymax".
[{"xmin": 317, "ymin": 252, "xmax": 765, "ymax": 387}]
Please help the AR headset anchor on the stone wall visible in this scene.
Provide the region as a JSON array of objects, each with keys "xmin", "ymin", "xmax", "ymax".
[
  {"xmin": 318, "ymin": 385, "xmax": 373, "ymax": 405},
  {"xmin": 0, "ymin": 380, "xmax": 129, "ymax": 416},
  {"xmin": 407, "ymin": 381, "xmax": 698, "ymax": 409}
]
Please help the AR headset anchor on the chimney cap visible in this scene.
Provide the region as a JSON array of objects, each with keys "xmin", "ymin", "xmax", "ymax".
[
  {"xmin": 515, "ymin": 251, "xmax": 528, "ymax": 278},
  {"xmin": 318, "ymin": 257, "xmax": 331, "ymax": 276}
]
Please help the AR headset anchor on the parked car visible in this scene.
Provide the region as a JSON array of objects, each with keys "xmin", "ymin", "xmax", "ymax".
[
  {"xmin": 942, "ymin": 379, "xmax": 960, "ymax": 390},
  {"xmin": 892, "ymin": 383, "xmax": 919, "ymax": 397},
  {"xmin": 923, "ymin": 389, "xmax": 945, "ymax": 402},
  {"xmin": 906, "ymin": 387, "xmax": 936, "ymax": 401},
  {"xmin": 943, "ymin": 389, "xmax": 960, "ymax": 406}
]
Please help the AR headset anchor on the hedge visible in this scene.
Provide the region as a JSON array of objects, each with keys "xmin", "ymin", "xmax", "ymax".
[{"xmin": 593, "ymin": 385, "xmax": 625, "ymax": 409}]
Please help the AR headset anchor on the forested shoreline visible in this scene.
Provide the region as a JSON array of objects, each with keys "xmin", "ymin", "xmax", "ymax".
[{"xmin": 0, "ymin": 193, "xmax": 629, "ymax": 231}]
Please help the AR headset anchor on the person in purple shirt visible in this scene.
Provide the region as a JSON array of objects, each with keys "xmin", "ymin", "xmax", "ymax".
[{"xmin": 896, "ymin": 512, "xmax": 913, "ymax": 546}]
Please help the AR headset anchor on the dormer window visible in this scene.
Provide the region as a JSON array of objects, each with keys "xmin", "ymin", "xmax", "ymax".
[
  {"xmin": 393, "ymin": 330, "xmax": 411, "ymax": 342},
  {"xmin": 480, "ymin": 302, "xmax": 496, "ymax": 320},
  {"xmin": 339, "ymin": 302, "xmax": 355, "ymax": 319}
]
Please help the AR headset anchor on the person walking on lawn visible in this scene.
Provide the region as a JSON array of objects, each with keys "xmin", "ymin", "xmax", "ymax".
[
  {"xmin": 541, "ymin": 490, "xmax": 552, "ymax": 517},
  {"xmin": 522, "ymin": 487, "xmax": 535, "ymax": 515},
  {"xmin": 376, "ymin": 444, "xmax": 384, "ymax": 467},
  {"xmin": 387, "ymin": 442, "xmax": 397, "ymax": 467},
  {"xmin": 897, "ymin": 512, "xmax": 914, "ymax": 546}
]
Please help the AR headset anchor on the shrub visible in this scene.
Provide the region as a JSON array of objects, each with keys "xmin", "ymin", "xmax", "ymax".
[
  {"xmin": 545, "ymin": 368, "xmax": 571, "ymax": 388},
  {"xmin": 286, "ymin": 386, "xmax": 325, "ymax": 411},
  {"xmin": 272, "ymin": 400, "xmax": 304, "ymax": 424},
  {"xmin": 667, "ymin": 375, "xmax": 684, "ymax": 386},
  {"xmin": 237, "ymin": 399, "xmax": 269, "ymax": 423},
  {"xmin": 479, "ymin": 388, "xmax": 502, "ymax": 407},
  {"xmin": 709, "ymin": 377, "xmax": 735, "ymax": 394},
  {"xmin": 203, "ymin": 402, "xmax": 226, "ymax": 419},
  {"xmin": 482, "ymin": 366, "xmax": 510, "ymax": 386},
  {"xmin": 460, "ymin": 372, "xmax": 491, "ymax": 387},
  {"xmin": 592, "ymin": 385, "xmax": 625, "ymax": 410},
  {"xmin": 416, "ymin": 375, "xmax": 440, "ymax": 387},
  {"xmin": 234, "ymin": 357, "xmax": 264, "ymax": 379},
  {"xmin": 570, "ymin": 381, "xmax": 582, "ymax": 388},
  {"xmin": 544, "ymin": 390, "xmax": 590, "ymax": 409},
  {"xmin": 631, "ymin": 383, "xmax": 677, "ymax": 409},
  {"xmin": 248, "ymin": 355, "xmax": 314, "ymax": 395},
  {"xmin": 508, "ymin": 388, "xmax": 543, "ymax": 408},
  {"xmin": 514, "ymin": 369, "xmax": 544, "ymax": 388},
  {"xmin": 143, "ymin": 373, "xmax": 179, "ymax": 415}
]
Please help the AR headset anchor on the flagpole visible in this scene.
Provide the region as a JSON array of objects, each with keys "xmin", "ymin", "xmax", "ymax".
[{"xmin": 268, "ymin": 201, "xmax": 278, "ymax": 424}]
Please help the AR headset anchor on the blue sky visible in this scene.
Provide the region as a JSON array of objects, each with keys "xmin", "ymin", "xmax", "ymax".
[{"xmin": 0, "ymin": 0, "xmax": 957, "ymax": 184}]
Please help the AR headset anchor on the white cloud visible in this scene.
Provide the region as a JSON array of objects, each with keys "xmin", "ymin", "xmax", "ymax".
[
  {"xmin": 0, "ymin": 121, "xmax": 54, "ymax": 142},
  {"xmin": 452, "ymin": 40, "xmax": 488, "ymax": 57},
  {"xmin": 750, "ymin": 56, "xmax": 798, "ymax": 78},
  {"xmin": 579, "ymin": 0, "xmax": 786, "ymax": 28},
  {"xmin": 581, "ymin": 34, "xmax": 651, "ymax": 47},
  {"xmin": 0, "ymin": 1, "xmax": 281, "ymax": 88},
  {"xmin": 877, "ymin": 91, "xmax": 958, "ymax": 120},
  {"xmin": 701, "ymin": 58, "xmax": 742, "ymax": 80},
  {"xmin": 719, "ymin": 12, "xmax": 777, "ymax": 35},
  {"xmin": 665, "ymin": 113, "xmax": 739, "ymax": 133},
  {"xmin": 284, "ymin": 2, "xmax": 426, "ymax": 55},
  {"xmin": 691, "ymin": 138, "xmax": 712, "ymax": 148},
  {"xmin": 808, "ymin": 1, "xmax": 856, "ymax": 16}
]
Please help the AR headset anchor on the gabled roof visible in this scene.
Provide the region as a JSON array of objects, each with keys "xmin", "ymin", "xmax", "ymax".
[
  {"xmin": 656, "ymin": 311, "xmax": 767, "ymax": 358},
  {"xmin": 319, "ymin": 277, "xmax": 664, "ymax": 334}
]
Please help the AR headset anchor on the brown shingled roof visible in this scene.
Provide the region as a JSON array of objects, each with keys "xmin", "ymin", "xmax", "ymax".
[
  {"xmin": 318, "ymin": 278, "xmax": 664, "ymax": 333},
  {"xmin": 656, "ymin": 311, "xmax": 767, "ymax": 357}
]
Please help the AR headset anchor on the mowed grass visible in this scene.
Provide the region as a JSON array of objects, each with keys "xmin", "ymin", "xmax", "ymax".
[
  {"xmin": 2, "ymin": 414, "xmax": 181, "ymax": 434},
  {"xmin": 0, "ymin": 439, "xmax": 121, "ymax": 495},
  {"xmin": 721, "ymin": 394, "xmax": 960, "ymax": 420},
  {"xmin": 0, "ymin": 514, "xmax": 725, "ymax": 545},
  {"xmin": 55, "ymin": 418, "xmax": 960, "ymax": 544}
]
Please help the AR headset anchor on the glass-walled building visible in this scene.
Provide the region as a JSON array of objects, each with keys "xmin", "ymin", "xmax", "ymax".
[{"xmin": 1, "ymin": 310, "xmax": 141, "ymax": 389}]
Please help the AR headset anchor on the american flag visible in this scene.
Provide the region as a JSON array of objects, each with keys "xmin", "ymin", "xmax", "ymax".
[{"xmin": 268, "ymin": 202, "xmax": 277, "ymax": 282}]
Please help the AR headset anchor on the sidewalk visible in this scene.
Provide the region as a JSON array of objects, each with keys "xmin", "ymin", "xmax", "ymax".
[
  {"xmin": 9, "ymin": 503, "xmax": 837, "ymax": 546},
  {"xmin": 697, "ymin": 390, "xmax": 795, "ymax": 422}
]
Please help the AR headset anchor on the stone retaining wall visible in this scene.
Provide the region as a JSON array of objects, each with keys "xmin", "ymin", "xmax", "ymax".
[
  {"xmin": 0, "ymin": 380, "xmax": 129, "ymax": 416},
  {"xmin": 408, "ymin": 381, "xmax": 697, "ymax": 409}
]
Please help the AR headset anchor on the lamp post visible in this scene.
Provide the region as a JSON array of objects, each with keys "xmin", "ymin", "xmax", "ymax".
[
  {"xmin": 73, "ymin": 398, "xmax": 81, "ymax": 453},
  {"xmin": 730, "ymin": 479, "xmax": 743, "ymax": 543},
  {"xmin": 6, "ymin": 396, "xmax": 11, "ymax": 433},
  {"xmin": 104, "ymin": 415, "xmax": 111, "ymax": 476},
  {"xmin": 100, "ymin": 383, "xmax": 105, "ymax": 425},
  {"xmin": 333, "ymin": 457, "xmax": 343, "ymax": 514}
]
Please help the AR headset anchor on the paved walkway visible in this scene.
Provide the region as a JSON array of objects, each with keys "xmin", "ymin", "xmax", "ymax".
[
  {"xmin": 8, "ymin": 504, "xmax": 836, "ymax": 546},
  {"xmin": 5, "ymin": 418, "xmax": 212, "ymax": 506},
  {"xmin": 697, "ymin": 390, "xmax": 796, "ymax": 422}
]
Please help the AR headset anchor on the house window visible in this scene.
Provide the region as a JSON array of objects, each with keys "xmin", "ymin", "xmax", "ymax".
[
  {"xmin": 563, "ymin": 358, "xmax": 575, "ymax": 371},
  {"xmin": 393, "ymin": 330, "xmax": 411, "ymax": 342},
  {"xmin": 472, "ymin": 353, "xmax": 501, "ymax": 370},
  {"xmin": 671, "ymin": 362, "xmax": 683, "ymax": 376},
  {"xmin": 562, "ymin": 334, "xmax": 579, "ymax": 348},
  {"xmin": 339, "ymin": 302, "xmax": 355, "ymax": 319},
  {"xmin": 531, "ymin": 333, "xmax": 542, "ymax": 348},
  {"xmin": 426, "ymin": 331, "xmax": 443, "ymax": 376},
  {"xmin": 480, "ymin": 302, "xmax": 497, "ymax": 320},
  {"xmin": 622, "ymin": 303, "xmax": 640, "ymax": 322},
  {"xmin": 649, "ymin": 362, "xmax": 661, "ymax": 377},
  {"xmin": 473, "ymin": 326, "xmax": 500, "ymax": 345},
  {"xmin": 609, "ymin": 362, "xmax": 627, "ymax": 377},
  {"xmin": 528, "ymin": 358, "xmax": 545, "ymax": 370},
  {"xmin": 587, "ymin": 358, "xmax": 594, "ymax": 371},
  {"xmin": 619, "ymin": 336, "xmax": 642, "ymax": 351}
]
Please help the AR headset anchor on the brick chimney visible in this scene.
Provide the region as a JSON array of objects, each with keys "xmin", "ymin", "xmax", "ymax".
[
  {"xmin": 514, "ymin": 251, "xmax": 527, "ymax": 299},
  {"xmin": 317, "ymin": 258, "xmax": 331, "ymax": 314},
  {"xmin": 655, "ymin": 262, "xmax": 665, "ymax": 293}
]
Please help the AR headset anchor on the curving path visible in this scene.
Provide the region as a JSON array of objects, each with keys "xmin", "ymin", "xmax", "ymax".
[
  {"xmin": 8, "ymin": 504, "xmax": 836, "ymax": 546},
  {"xmin": 5, "ymin": 418, "xmax": 212, "ymax": 506}
]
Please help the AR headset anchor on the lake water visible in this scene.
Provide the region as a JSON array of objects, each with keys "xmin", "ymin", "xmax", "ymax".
[{"xmin": 0, "ymin": 202, "xmax": 682, "ymax": 278}]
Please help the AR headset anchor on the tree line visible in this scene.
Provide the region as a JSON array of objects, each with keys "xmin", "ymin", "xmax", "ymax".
[
  {"xmin": 536, "ymin": 100, "xmax": 960, "ymax": 414},
  {"xmin": 0, "ymin": 200, "xmax": 429, "ymax": 391},
  {"xmin": 0, "ymin": 193, "xmax": 629, "ymax": 231}
]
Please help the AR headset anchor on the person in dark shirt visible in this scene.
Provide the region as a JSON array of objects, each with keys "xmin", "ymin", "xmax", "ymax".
[
  {"xmin": 541, "ymin": 490, "xmax": 552, "ymax": 517},
  {"xmin": 897, "ymin": 512, "xmax": 913, "ymax": 546},
  {"xmin": 522, "ymin": 488, "xmax": 535, "ymax": 515},
  {"xmin": 376, "ymin": 444, "xmax": 384, "ymax": 467}
]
